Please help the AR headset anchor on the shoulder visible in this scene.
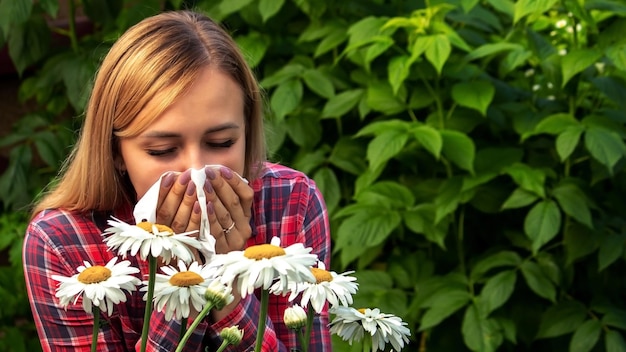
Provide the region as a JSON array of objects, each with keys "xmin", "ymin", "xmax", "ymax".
[
  {"xmin": 252, "ymin": 162, "xmax": 316, "ymax": 189},
  {"xmin": 27, "ymin": 208, "xmax": 102, "ymax": 247}
]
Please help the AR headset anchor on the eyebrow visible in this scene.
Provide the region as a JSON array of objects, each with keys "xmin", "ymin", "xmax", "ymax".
[{"xmin": 140, "ymin": 122, "xmax": 240, "ymax": 138}]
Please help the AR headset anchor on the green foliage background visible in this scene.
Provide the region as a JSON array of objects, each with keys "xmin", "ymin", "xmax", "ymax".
[{"xmin": 1, "ymin": 0, "xmax": 626, "ymax": 351}]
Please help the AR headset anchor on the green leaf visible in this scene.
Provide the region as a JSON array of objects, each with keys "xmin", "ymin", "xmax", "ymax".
[
  {"xmin": 434, "ymin": 176, "xmax": 462, "ymax": 223},
  {"xmin": 33, "ymin": 130, "xmax": 64, "ymax": 168},
  {"xmin": 470, "ymin": 251, "xmax": 522, "ymax": 281},
  {"xmin": 606, "ymin": 44, "xmax": 626, "ymax": 71},
  {"xmin": 366, "ymin": 129, "xmax": 409, "ymax": 170},
  {"xmin": 462, "ymin": 304, "xmax": 503, "ymax": 352},
  {"xmin": 523, "ymin": 113, "xmax": 580, "ymax": 141},
  {"xmin": 388, "ymin": 55, "xmax": 411, "ymax": 95},
  {"xmin": 7, "ymin": 18, "xmax": 50, "ymax": 76},
  {"xmin": 0, "ymin": 0, "xmax": 32, "ymax": 35},
  {"xmin": 285, "ymin": 113, "xmax": 321, "ymax": 148},
  {"xmin": 270, "ymin": 78, "xmax": 303, "ymax": 121},
  {"xmin": 260, "ymin": 64, "xmax": 305, "ymax": 88},
  {"xmin": 537, "ymin": 301, "xmax": 587, "ymax": 339},
  {"xmin": 335, "ymin": 207, "xmax": 402, "ymax": 264},
  {"xmin": 552, "ymin": 182, "xmax": 593, "ymax": 228},
  {"xmin": 236, "ymin": 31, "xmax": 270, "ymax": 68},
  {"xmin": 501, "ymin": 188, "xmax": 539, "ymax": 210},
  {"xmin": 584, "ymin": 126, "xmax": 626, "ymax": 172},
  {"xmin": 514, "ymin": 0, "xmax": 559, "ymax": 24},
  {"xmin": 524, "ymin": 199, "xmax": 562, "ymax": 253},
  {"xmin": 412, "ymin": 125, "xmax": 442, "ymax": 159},
  {"xmin": 441, "ymin": 130, "xmax": 476, "ymax": 174},
  {"xmin": 313, "ymin": 167, "xmax": 340, "ymax": 215},
  {"xmin": 602, "ymin": 310, "xmax": 626, "ymax": 330},
  {"xmin": 321, "ymin": 89, "xmax": 364, "ymax": 119},
  {"xmin": 62, "ymin": 55, "xmax": 97, "ymax": 112},
  {"xmin": 404, "ymin": 204, "xmax": 450, "ymax": 249},
  {"xmin": 314, "ymin": 26, "xmax": 348, "ymax": 57},
  {"xmin": 366, "ymin": 81, "xmax": 406, "ymax": 115},
  {"xmin": 39, "ymin": 0, "xmax": 59, "ymax": 17},
  {"xmin": 219, "ymin": 0, "xmax": 254, "ymax": 17},
  {"xmin": 425, "ymin": 34, "xmax": 451, "ymax": 75},
  {"xmin": 478, "ymin": 270, "xmax": 517, "ymax": 314},
  {"xmin": 503, "ymin": 163, "xmax": 546, "ymax": 198},
  {"xmin": 259, "ymin": 0, "xmax": 284, "ymax": 22},
  {"xmin": 365, "ymin": 36, "xmax": 394, "ymax": 69},
  {"xmin": 420, "ymin": 289, "xmax": 471, "ymax": 330},
  {"xmin": 561, "ymin": 49, "xmax": 603, "ymax": 87},
  {"xmin": 598, "ymin": 234, "xmax": 625, "ymax": 272},
  {"xmin": 605, "ymin": 330, "xmax": 626, "ymax": 352},
  {"xmin": 563, "ymin": 223, "xmax": 597, "ymax": 266},
  {"xmin": 357, "ymin": 181, "xmax": 415, "ymax": 208},
  {"xmin": 520, "ymin": 261, "xmax": 556, "ymax": 302},
  {"xmin": 451, "ymin": 81, "xmax": 495, "ymax": 116},
  {"xmin": 328, "ymin": 137, "xmax": 367, "ymax": 175},
  {"xmin": 556, "ymin": 125, "xmax": 585, "ymax": 162},
  {"xmin": 302, "ymin": 69, "xmax": 335, "ymax": 99},
  {"xmin": 569, "ymin": 319, "xmax": 601, "ymax": 352},
  {"xmin": 466, "ymin": 42, "xmax": 523, "ymax": 61}
]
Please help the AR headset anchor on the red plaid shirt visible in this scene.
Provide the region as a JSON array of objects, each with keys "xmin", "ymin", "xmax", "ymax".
[{"xmin": 23, "ymin": 162, "xmax": 332, "ymax": 352}]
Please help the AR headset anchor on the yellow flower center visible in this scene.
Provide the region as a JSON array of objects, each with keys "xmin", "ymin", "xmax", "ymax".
[
  {"xmin": 357, "ymin": 308, "xmax": 368, "ymax": 314},
  {"xmin": 77, "ymin": 266, "xmax": 112, "ymax": 284},
  {"xmin": 137, "ymin": 221, "xmax": 174, "ymax": 235},
  {"xmin": 243, "ymin": 244, "xmax": 286, "ymax": 260},
  {"xmin": 169, "ymin": 271, "xmax": 204, "ymax": 287},
  {"xmin": 311, "ymin": 268, "xmax": 333, "ymax": 283}
]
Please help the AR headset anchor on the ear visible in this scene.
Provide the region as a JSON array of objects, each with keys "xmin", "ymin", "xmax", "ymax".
[{"xmin": 114, "ymin": 154, "xmax": 126, "ymax": 173}]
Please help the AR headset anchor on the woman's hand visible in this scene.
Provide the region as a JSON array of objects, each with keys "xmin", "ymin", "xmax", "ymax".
[
  {"xmin": 152, "ymin": 166, "xmax": 253, "ymax": 254},
  {"xmin": 204, "ymin": 166, "xmax": 254, "ymax": 254}
]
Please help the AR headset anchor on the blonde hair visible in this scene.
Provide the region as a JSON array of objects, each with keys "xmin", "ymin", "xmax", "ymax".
[{"xmin": 33, "ymin": 10, "xmax": 265, "ymax": 216}]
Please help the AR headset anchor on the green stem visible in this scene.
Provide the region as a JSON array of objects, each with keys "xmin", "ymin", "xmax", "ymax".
[
  {"xmin": 140, "ymin": 256, "xmax": 157, "ymax": 352},
  {"xmin": 67, "ymin": 0, "xmax": 79, "ymax": 53},
  {"xmin": 91, "ymin": 306, "xmax": 100, "ymax": 352},
  {"xmin": 254, "ymin": 289, "xmax": 270, "ymax": 352},
  {"xmin": 175, "ymin": 302, "xmax": 215, "ymax": 352},
  {"xmin": 362, "ymin": 334, "xmax": 372, "ymax": 352},
  {"xmin": 215, "ymin": 340, "xmax": 230, "ymax": 352},
  {"xmin": 180, "ymin": 317, "xmax": 188, "ymax": 342},
  {"xmin": 302, "ymin": 304, "xmax": 315, "ymax": 352}
]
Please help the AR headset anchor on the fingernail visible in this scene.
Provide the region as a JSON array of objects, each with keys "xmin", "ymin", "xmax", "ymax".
[
  {"xmin": 221, "ymin": 167, "xmax": 233, "ymax": 180},
  {"xmin": 193, "ymin": 201, "xmax": 201, "ymax": 214},
  {"xmin": 179, "ymin": 169, "xmax": 191, "ymax": 185},
  {"xmin": 162, "ymin": 172, "xmax": 175, "ymax": 188},
  {"xmin": 207, "ymin": 201, "xmax": 214, "ymax": 215},
  {"xmin": 205, "ymin": 168, "xmax": 216, "ymax": 180},
  {"xmin": 186, "ymin": 182, "xmax": 195, "ymax": 196},
  {"xmin": 204, "ymin": 179, "xmax": 213, "ymax": 193}
]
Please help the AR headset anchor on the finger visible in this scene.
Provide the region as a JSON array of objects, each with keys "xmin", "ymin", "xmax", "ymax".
[
  {"xmin": 219, "ymin": 167, "xmax": 254, "ymax": 218},
  {"xmin": 156, "ymin": 169, "xmax": 191, "ymax": 229},
  {"xmin": 169, "ymin": 180, "xmax": 198, "ymax": 234},
  {"xmin": 156, "ymin": 172, "xmax": 177, "ymax": 210}
]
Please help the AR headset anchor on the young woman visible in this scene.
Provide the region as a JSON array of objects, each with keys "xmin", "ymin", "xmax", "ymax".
[{"xmin": 23, "ymin": 10, "xmax": 331, "ymax": 351}]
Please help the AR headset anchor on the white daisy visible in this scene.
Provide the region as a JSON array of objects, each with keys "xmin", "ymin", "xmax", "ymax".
[
  {"xmin": 276, "ymin": 261, "xmax": 358, "ymax": 314},
  {"xmin": 329, "ymin": 306, "xmax": 411, "ymax": 352},
  {"xmin": 284, "ymin": 305, "xmax": 307, "ymax": 330},
  {"xmin": 52, "ymin": 257, "xmax": 141, "ymax": 316},
  {"xmin": 103, "ymin": 217, "xmax": 202, "ymax": 264},
  {"xmin": 209, "ymin": 236, "xmax": 317, "ymax": 298},
  {"xmin": 145, "ymin": 260, "xmax": 216, "ymax": 321}
]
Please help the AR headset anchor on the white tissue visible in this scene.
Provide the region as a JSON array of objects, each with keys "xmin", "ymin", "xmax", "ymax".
[{"xmin": 132, "ymin": 165, "xmax": 248, "ymax": 261}]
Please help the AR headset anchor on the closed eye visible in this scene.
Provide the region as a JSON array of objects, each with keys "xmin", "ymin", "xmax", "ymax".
[
  {"xmin": 146, "ymin": 147, "xmax": 176, "ymax": 156},
  {"xmin": 208, "ymin": 140, "xmax": 235, "ymax": 148}
]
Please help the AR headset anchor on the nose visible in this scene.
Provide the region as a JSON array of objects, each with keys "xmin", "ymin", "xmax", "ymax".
[{"xmin": 181, "ymin": 147, "xmax": 206, "ymax": 171}]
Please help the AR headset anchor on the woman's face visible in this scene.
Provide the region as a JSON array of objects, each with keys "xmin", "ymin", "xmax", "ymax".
[{"xmin": 119, "ymin": 67, "xmax": 246, "ymax": 199}]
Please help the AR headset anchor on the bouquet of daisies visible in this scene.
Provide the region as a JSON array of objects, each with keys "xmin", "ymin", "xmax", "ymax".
[{"xmin": 52, "ymin": 218, "xmax": 411, "ymax": 352}]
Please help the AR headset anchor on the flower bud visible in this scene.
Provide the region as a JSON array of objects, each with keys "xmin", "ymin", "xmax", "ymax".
[
  {"xmin": 284, "ymin": 305, "xmax": 307, "ymax": 330},
  {"xmin": 220, "ymin": 325, "xmax": 244, "ymax": 346}
]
